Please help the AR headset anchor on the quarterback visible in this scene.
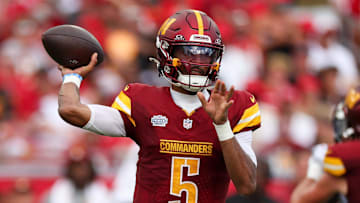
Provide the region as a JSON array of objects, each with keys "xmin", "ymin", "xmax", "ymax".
[
  {"xmin": 291, "ymin": 87, "xmax": 360, "ymax": 203},
  {"xmin": 57, "ymin": 10, "xmax": 261, "ymax": 202}
]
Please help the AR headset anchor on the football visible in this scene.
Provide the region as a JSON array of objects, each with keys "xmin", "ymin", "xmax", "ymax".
[{"xmin": 41, "ymin": 24, "xmax": 104, "ymax": 69}]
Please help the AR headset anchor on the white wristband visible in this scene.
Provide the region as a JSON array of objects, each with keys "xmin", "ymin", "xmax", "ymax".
[
  {"xmin": 63, "ymin": 73, "xmax": 83, "ymax": 88},
  {"xmin": 213, "ymin": 120, "xmax": 235, "ymax": 141}
]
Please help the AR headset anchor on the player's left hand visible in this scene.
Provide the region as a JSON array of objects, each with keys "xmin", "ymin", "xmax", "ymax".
[{"xmin": 198, "ymin": 80, "xmax": 234, "ymax": 125}]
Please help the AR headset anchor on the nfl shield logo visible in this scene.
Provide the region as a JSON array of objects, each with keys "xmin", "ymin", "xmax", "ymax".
[{"xmin": 183, "ymin": 118, "xmax": 193, "ymax": 130}]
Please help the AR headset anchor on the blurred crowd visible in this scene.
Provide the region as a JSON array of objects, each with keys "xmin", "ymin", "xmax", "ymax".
[{"xmin": 0, "ymin": 0, "xmax": 359, "ymax": 202}]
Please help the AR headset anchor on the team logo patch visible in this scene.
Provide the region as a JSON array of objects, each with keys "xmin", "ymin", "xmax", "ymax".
[
  {"xmin": 151, "ymin": 115, "xmax": 168, "ymax": 127},
  {"xmin": 183, "ymin": 118, "xmax": 193, "ymax": 130}
]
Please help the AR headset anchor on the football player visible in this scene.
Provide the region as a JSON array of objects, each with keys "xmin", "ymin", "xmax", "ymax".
[
  {"xmin": 57, "ymin": 10, "xmax": 261, "ymax": 202},
  {"xmin": 290, "ymin": 87, "xmax": 360, "ymax": 203}
]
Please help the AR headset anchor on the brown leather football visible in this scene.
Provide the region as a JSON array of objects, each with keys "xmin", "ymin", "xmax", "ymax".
[{"xmin": 42, "ymin": 24, "xmax": 104, "ymax": 69}]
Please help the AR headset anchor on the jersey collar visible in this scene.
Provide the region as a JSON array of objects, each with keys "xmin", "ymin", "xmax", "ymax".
[{"xmin": 170, "ymin": 88, "xmax": 210, "ymax": 114}]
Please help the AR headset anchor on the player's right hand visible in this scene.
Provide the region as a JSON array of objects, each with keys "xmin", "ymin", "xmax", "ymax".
[{"xmin": 58, "ymin": 52, "xmax": 98, "ymax": 78}]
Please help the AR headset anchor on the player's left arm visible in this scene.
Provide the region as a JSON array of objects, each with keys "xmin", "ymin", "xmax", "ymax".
[
  {"xmin": 198, "ymin": 80, "xmax": 256, "ymax": 195},
  {"xmin": 290, "ymin": 172, "xmax": 347, "ymax": 203}
]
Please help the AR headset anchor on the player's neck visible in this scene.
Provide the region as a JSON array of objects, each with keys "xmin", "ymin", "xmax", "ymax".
[{"xmin": 170, "ymin": 86, "xmax": 209, "ymax": 113}]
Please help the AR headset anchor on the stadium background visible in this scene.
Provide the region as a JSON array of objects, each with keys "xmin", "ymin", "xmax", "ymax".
[{"xmin": 0, "ymin": 0, "xmax": 359, "ymax": 202}]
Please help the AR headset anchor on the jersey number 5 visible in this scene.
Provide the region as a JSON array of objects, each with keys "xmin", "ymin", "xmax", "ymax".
[{"xmin": 170, "ymin": 156, "xmax": 200, "ymax": 203}]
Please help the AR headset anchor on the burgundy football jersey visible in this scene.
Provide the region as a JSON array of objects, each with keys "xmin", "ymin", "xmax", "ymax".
[
  {"xmin": 111, "ymin": 83, "xmax": 261, "ymax": 203},
  {"xmin": 324, "ymin": 141, "xmax": 360, "ymax": 203}
]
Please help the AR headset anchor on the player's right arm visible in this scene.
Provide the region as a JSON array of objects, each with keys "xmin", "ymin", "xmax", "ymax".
[
  {"xmin": 58, "ymin": 79, "xmax": 91, "ymax": 127},
  {"xmin": 57, "ymin": 53, "xmax": 98, "ymax": 127},
  {"xmin": 57, "ymin": 53, "xmax": 126, "ymax": 137}
]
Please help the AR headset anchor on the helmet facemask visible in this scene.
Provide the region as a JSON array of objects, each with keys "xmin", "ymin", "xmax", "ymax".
[{"xmin": 158, "ymin": 41, "xmax": 222, "ymax": 92}]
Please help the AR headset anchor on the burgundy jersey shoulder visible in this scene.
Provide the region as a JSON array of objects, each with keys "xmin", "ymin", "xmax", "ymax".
[
  {"xmin": 118, "ymin": 83, "xmax": 163, "ymax": 97},
  {"xmin": 323, "ymin": 140, "xmax": 360, "ymax": 203},
  {"xmin": 111, "ymin": 83, "xmax": 168, "ymax": 132},
  {"xmin": 324, "ymin": 141, "xmax": 360, "ymax": 176},
  {"xmin": 228, "ymin": 90, "xmax": 261, "ymax": 134}
]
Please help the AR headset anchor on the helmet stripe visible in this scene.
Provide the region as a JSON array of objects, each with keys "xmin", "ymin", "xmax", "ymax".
[
  {"xmin": 193, "ymin": 10, "xmax": 204, "ymax": 35},
  {"xmin": 161, "ymin": 18, "xmax": 176, "ymax": 35},
  {"xmin": 158, "ymin": 18, "xmax": 169, "ymax": 35}
]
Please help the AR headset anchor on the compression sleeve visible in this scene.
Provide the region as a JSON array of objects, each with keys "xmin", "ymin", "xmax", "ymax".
[
  {"xmin": 235, "ymin": 130, "xmax": 257, "ymax": 166},
  {"xmin": 82, "ymin": 104, "xmax": 126, "ymax": 137}
]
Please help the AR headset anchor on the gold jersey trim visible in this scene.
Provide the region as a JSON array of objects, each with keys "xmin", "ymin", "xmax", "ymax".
[
  {"xmin": 233, "ymin": 103, "xmax": 261, "ymax": 133},
  {"xmin": 111, "ymin": 91, "xmax": 136, "ymax": 127},
  {"xmin": 323, "ymin": 156, "xmax": 346, "ymax": 176}
]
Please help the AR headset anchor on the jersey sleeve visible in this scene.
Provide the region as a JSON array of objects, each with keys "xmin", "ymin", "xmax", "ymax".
[
  {"xmin": 111, "ymin": 84, "xmax": 137, "ymax": 132},
  {"xmin": 82, "ymin": 104, "xmax": 126, "ymax": 137},
  {"xmin": 232, "ymin": 92, "xmax": 261, "ymax": 134},
  {"xmin": 322, "ymin": 141, "xmax": 360, "ymax": 177},
  {"xmin": 323, "ymin": 146, "xmax": 346, "ymax": 177}
]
